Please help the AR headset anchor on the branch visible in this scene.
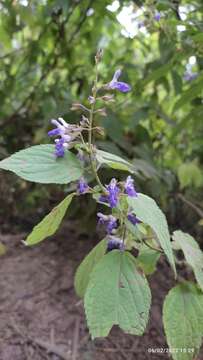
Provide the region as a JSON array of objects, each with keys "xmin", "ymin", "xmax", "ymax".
[{"xmin": 178, "ymin": 193, "xmax": 203, "ymax": 218}]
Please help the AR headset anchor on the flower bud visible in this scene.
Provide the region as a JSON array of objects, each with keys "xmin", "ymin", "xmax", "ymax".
[
  {"xmin": 70, "ymin": 103, "xmax": 89, "ymax": 112},
  {"xmin": 88, "ymin": 96, "xmax": 95, "ymax": 104},
  {"xmin": 95, "ymin": 108, "xmax": 107, "ymax": 117},
  {"xmin": 95, "ymin": 48, "xmax": 103, "ymax": 64},
  {"xmin": 101, "ymin": 94, "xmax": 115, "ymax": 102},
  {"xmin": 80, "ymin": 115, "xmax": 89, "ymax": 126}
]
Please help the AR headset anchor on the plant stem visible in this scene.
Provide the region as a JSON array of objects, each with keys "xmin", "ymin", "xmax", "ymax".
[
  {"xmin": 142, "ymin": 238, "xmax": 164, "ymax": 253},
  {"xmin": 88, "ymin": 62, "xmax": 105, "ymax": 192}
]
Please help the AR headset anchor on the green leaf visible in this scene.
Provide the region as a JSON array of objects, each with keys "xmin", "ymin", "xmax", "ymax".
[
  {"xmin": 25, "ymin": 193, "xmax": 74, "ymax": 246},
  {"xmin": 74, "ymin": 238, "xmax": 107, "ymax": 298},
  {"xmin": 136, "ymin": 244, "xmax": 160, "ymax": 275},
  {"xmin": 163, "ymin": 282, "xmax": 203, "ymax": 360},
  {"xmin": 0, "ymin": 145, "xmax": 83, "ymax": 184},
  {"xmin": 144, "ymin": 62, "xmax": 173, "ymax": 85},
  {"xmin": 127, "ymin": 193, "xmax": 176, "ymax": 276},
  {"xmin": 96, "ymin": 149, "xmax": 138, "ymax": 174},
  {"xmin": 84, "ymin": 251, "xmax": 151, "ymax": 339},
  {"xmin": 191, "ymin": 33, "xmax": 203, "ymax": 43},
  {"xmin": 172, "ymin": 230, "xmax": 203, "ymax": 291},
  {"xmin": 174, "ymin": 75, "xmax": 203, "ymax": 111}
]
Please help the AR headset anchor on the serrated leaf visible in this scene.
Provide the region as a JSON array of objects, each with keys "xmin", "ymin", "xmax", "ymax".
[
  {"xmin": 74, "ymin": 238, "xmax": 107, "ymax": 298},
  {"xmin": 0, "ymin": 145, "xmax": 83, "ymax": 184},
  {"xmin": 163, "ymin": 282, "xmax": 203, "ymax": 360},
  {"xmin": 127, "ymin": 193, "xmax": 176, "ymax": 276},
  {"xmin": 172, "ymin": 230, "xmax": 203, "ymax": 291},
  {"xmin": 25, "ymin": 193, "xmax": 74, "ymax": 245},
  {"xmin": 96, "ymin": 149, "xmax": 137, "ymax": 174},
  {"xmin": 84, "ymin": 251, "xmax": 151, "ymax": 339}
]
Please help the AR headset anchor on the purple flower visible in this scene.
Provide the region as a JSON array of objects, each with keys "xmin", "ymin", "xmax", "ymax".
[
  {"xmin": 97, "ymin": 212, "xmax": 118, "ymax": 234},
  {"xmin": 107, "ymin": 236, "xmax": 124, "ymax": 252},
  {"xmin": 99, "ymin": 178, "xmax": 120, "ymax": 208},
  {"xmin": 88, "ymin": 96, "xmax": 95, "ymax": 104},
  {"xmin": 124, "ymin": 176, "xmax": 137, "ymax": 197},
  {"xmin": 107, "ymin": 178, "xmax": 120, "ymax": 207},
  {"xmin": 183, "ymin": 71, "xmax": 198, "ymax": 82},
  {"xmin": 48, "ymin": 117, "xmax": 82, "ymax": 158},
  {"xmin": 127, "ymin": 213, "xmax": 141, "ymax": 225},
  {"xmin": 48, "ymin": 118, "xmax": 70, "ymax": 139},
  {"xmin": 77, "ymin": 177, "xmax": 89, "ymax": 194},
  {"xmin": 107, "ymin": 69, "xmax": 131, "ymax": 93},
  {"xmin": 154, "ymin": 12, "xmax": 161, "ymax": 21},
  {"xmin": 54, "ymin": 138, "xmax": 65, "ymax": 157}
]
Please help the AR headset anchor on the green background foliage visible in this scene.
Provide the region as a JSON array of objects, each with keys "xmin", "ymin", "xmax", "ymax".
[{"xmin": 0, "ymin": 0, "xmax": 202, "ymax": 231}]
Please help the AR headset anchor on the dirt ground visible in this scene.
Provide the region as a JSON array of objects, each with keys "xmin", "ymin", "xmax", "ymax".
[{"xmin": 0, "ymin": 221, "xmax": 202, "ymax": 360}]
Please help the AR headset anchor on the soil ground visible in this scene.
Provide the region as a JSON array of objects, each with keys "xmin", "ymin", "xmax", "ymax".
[{"xmin": 0, "ymin": 221, "xmax": 202, "ymax": 360}]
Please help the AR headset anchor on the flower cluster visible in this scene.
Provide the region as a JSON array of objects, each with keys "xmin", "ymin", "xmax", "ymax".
[
  {"xmin": 99, "ymin": 178, "xmax": 120, "ymax": 208},
  {"xmin": 99, "ymin": 176, "xmax": 137, "ymax": 208},
  {"xmin": 47, "ymin": 60, "xmax": 137, "ymax": 254},
  {"xmin": 97, "ymin": 212, "xmax": 118, "ymax": 234},
  {"xmin": 48, "ymin": 118, "xmax": 82, "ymax": 157}
]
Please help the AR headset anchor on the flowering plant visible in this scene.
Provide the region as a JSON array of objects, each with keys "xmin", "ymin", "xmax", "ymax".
[{"xmin": 1, "ymin": 51, "xmax": 203, "ymax": 357}]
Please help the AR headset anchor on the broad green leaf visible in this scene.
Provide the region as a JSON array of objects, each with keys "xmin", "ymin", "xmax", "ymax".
[
  {"xmin": 172, "ymin": 230, "xmax": 203, "ymax": 291},
  {"xmin": 25, "ymin": 193, "xmax": 74, "ymax": 246},
  {"xmin": 128, "ymin": 193, "xmax": 176, "ymax": 276},
  {"xmin": 0, "ymin": 145, "xmax": 83, "ymax": 184},
  {"xmin": 96, "ymin": 149, "xmax": 138, "ymax": 174},
  {"xmin": 84, "ymin": 251, "xmax": 151, "ymax": 339},
  {"xmin": 163, "ymin": 282, "xmax": 203, "ymax": 360},
  {"xmin": 74, "ymin": 238, "xmax": 107, "ymax": 298},
  {"xmin": 136, "ymin": 244, "xmax": 160, "ymax": 275}
]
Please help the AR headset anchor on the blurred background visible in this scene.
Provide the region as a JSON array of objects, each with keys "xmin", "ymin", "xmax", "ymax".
[
  {"xmin": 0, "ymin": 0, "xmax": 203, "ymax": 237},
  {"xmin": 0, "ymin": 1, "xmax": 203, "ymax": 359}
]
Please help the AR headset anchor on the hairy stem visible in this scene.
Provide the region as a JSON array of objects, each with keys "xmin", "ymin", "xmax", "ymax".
[
  {"xmin": 87, "ymin": 61, "xmax": 105, "ymax": 191},
  {"xmin": 142, "ymin": 238, "xmax": 164, "ymax": 253}
]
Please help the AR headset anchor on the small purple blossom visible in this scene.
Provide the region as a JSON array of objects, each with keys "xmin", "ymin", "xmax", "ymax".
[
  {"xmin": 77, "ymin": 177, "xmax": 89, "ymax": 194},
  {"xmin": 97, "ymin": 212, "xmax": 118, "ymax": 234},
  {"xmin": 107, "ymin": 69, "xmax": 131, "ymax": 93},
  {"xmin": 107, "ymin": 236, "xmax": 124, "ymax": 252},
  {"xmin": 107, "ymin": 178, "xmax": 120, "ymax": 207},
  {"xmin": 183, "ymin": 71, "xmax": 198, "ymax": 82},
  {"xmin": 127, "ymin": 213, "xmax": 141, "ymax": 225},
  {"xmin": 54, "ymin": 138, "xmax": 65, "ymax": 157},
  {"xmin": 88, "ymin": 96, "xmax": 95, "ymax": 104},
  {"xmin": 124, "ymin": 176, "xmax": 137, "ymax": 197},
  {"xmin": 99, "ymin": 178, "xmax": 120, "ymax": 208},
  {"xmin": 154, "ymin": 12, "xmax": 161, "ymax": 21},
  {"xmin": 48, "ymin": 117, "xmax": 82, "ymax": 158}
]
